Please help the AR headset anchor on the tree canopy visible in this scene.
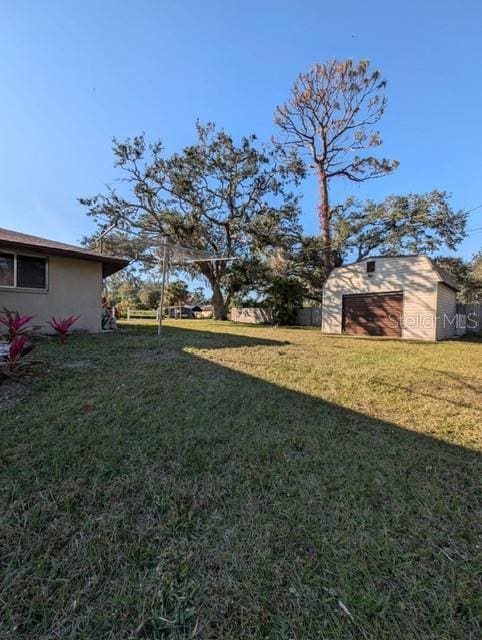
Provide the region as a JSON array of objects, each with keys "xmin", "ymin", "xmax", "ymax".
[
  {"xmin": 435, "ymin": 252, "xmax": 482, "ymax": 303},
  {"xmin": 164, "ymin": 280, "xmax": 189, "ymax": 308},
  {"xmin": 138, "ymin": 283, "xmax": 162, "ymax": 310},
  {"xmin": 81, "ymin": 122, "xmax": 301, "ymax": 319},
  {"xmin": 83, "ymin": 60, "xmax": 472, "ymax": 314},
  {"xmin": 275, "ymin": 59, "xmax": 398, "ymax": 269},
  {"xmin": 331, "ymin": 190, "xmax": 467, "ymax": 261}
]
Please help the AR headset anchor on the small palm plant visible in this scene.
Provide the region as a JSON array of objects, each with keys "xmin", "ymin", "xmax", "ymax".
[{"xmin": 47, "ymin": 316, "xmax": 80, "ymax": 344}]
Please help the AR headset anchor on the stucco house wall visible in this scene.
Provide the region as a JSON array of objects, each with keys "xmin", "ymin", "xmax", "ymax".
[
  {"xmin": 322, "ymin": 256, "xmax": 458, "ymax": 341},
  {"xmin": 0, "ymin": 227, "xmax": 129, "ymax": 334},
  {"xmin": 0, "ymin": 254, "xmax": 104, "ymax": 333}
]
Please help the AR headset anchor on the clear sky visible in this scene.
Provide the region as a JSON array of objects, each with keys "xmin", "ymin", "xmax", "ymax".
[{"xmin": 1, "ymin": 0, "xmax": 481, "ymax": 259}]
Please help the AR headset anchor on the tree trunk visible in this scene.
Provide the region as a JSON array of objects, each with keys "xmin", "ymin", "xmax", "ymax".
[
  {"xmin": 212, "ymin": 282, "xmax": 228, "ymax": 320},
  {"xmin": 318, "ymin": 169, "xmax": 333, "ymax": 273}
]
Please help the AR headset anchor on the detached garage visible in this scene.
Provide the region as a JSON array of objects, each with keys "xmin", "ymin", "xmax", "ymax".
[{"xmin": 322, "ymin": 255, "xmax": 459, "ymax": 341}]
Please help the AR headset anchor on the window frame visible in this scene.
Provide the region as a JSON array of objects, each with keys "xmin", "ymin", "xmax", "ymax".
[
  {"xmin": 0, "ymin": 250, "xmax": 49, "ymax": 291},
  {"xmin": 0, "ymin": 251, "xmax": 16, "ymax": 288},
  {"xmin": 366, "ymin": 260, "xmax": 376, "ymax": 274}
]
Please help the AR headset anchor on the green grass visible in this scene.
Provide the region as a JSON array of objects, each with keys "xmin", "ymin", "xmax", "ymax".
[{"xmin": 1, "ymin": 320, "xmax": 481, "ymax": 639}]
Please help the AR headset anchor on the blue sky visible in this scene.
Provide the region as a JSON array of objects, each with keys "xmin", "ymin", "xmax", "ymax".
[{"xmin": 1, "ymin": 0, "xmax": 481, "ymax": 260}]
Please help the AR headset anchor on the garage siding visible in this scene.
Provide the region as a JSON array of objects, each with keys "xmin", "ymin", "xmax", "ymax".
[
  {"xmin": 435, "ymin": 283, "xmax": 457, "ymax": 340},
  {"xmin": 322, "ymin": 256, "xmax": 438, "ymax": 341}
]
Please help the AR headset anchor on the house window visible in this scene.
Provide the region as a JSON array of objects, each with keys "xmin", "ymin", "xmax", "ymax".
[
  {"xmin": 366, "ymin": 260, "xmax": 376, "ymax": 274},
  {"xmin": 17, "ymin": 255, "xmax": 47, "ymax": 289},
  {"xmin": 0, "ymin": 252, "xmax": 48, "ymax": 290},
  {"xmin": 0, "ymin": 252, "xmax": 14, "ymax": 286}
]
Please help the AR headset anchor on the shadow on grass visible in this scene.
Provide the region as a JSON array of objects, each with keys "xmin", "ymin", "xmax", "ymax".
[
  {"xmin": 374, "ymin": 379, "xmax": 482, "ymax": 412},
  {"xmin": 119, "ymin": 321, "xmax": 291, "ymax": 350},
  {"xmin": 0, "ymin": 324, "xmax": 481, "ymax": 640},
  {"xmin": 421, "ymin": 368, "xmax": 482, "ymax": 396},
  {"xmin": 456, "ymin": 334, "xmax": 482, "ymax": 343}
]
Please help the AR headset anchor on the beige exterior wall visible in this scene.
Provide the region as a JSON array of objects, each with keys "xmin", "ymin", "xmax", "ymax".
[
  {"xmin": 322, "ymin": 256, "xmax": 440, "ymax": 341},
  {"xmin": 0, "ymin": 253, "xmax": 103, "ymax": 333},
  {"xmin": 435, "ymin": 283, "xmax": 457, "ymax": 340}
]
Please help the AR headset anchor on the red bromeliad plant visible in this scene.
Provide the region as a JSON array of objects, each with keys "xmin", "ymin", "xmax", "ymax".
[
  {"xmin": 0, "ymin": 308, "xmax": 37, "ymax": 340},
  {"xmin": 0, "ymin": 335, "xmax": 40, "ymax": 382},
  {"xmin": 8, "ymin": 335, "xmax": 32, "ymax": 361},
  {"xmin": 0, "ymin": 309, "xmax": 43, "ymax": 384},
  {"xmin": 47, "ymin": 315, "xmax": 80, "ymax": 344}
]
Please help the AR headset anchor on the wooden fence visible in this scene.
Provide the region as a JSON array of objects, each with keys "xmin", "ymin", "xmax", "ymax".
[
  {"xmin": 230, "ymin": 307, "xmax": 322, "ymax": 326},
  {"xmin": 296, "ymin": 307, "xmax": 322, "ymax": 327},
  {"xmin": 126, "ymin": 308, "xmax": 159, "ymax": 320},
  {"xmin": 456, "ymin": 303, "xmax": 481, "ymax": 335},
  {"xmin": 230, "ymin": 308, "xmax": 273, "ymax": 324}
]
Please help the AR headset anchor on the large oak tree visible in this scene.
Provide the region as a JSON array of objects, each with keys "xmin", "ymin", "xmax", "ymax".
[
  {"xmin": 81, "ymin": 122, "xmax": 301, "ymax": 319},
  {"xmin": 331, "ymin": 190, "xmax": 467, "ymax": 261}
]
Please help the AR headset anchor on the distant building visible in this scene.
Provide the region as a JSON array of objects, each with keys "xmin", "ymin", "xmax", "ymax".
[
  {"xmin": 166, "ymin": 304, "xmax": 203, "ymax": 319},
  {"xmin": 196, "ymin": 304, "xmax": 214, "ymax": 319}
]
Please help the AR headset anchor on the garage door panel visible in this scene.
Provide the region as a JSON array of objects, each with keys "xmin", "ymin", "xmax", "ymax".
[{"xmin": 342, "ymin": 292, "xmax": 403, "ymax": 337}]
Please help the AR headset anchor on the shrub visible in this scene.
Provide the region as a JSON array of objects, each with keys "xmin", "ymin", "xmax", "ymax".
[
  {"xmin": 0, "ymin": 308, "xmax": 37, "ymax": 340},
  {"xmin": 265, "ymin": 277, "xmax": 305, "ymax": 325},
  {"xmin": 115, "ymin": 300, "xmax": 129, "ymax": 318},
  {"xmin": 46, "ymin": 316, "xmax": 80, "ymax": 344},
  {"xmin": 0, "ymin": 335, "xmax": 41, "ymax": 383}
]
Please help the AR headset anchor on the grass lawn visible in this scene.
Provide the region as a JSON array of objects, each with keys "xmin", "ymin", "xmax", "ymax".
[{"xmin": 1, "ymin": 320, "xmax": 481, "ymax": 639}]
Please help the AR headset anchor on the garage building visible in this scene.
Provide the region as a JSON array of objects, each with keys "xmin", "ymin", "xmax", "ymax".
[{"xmin": 321, "ymin": 255, "xmax": 459, "ymax": 341}]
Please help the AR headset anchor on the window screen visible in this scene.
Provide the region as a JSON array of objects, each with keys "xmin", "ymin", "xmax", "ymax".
[
  {"xmin": 17, "ymin": 255, "xmax": 47, "ymax": 289},
  {"xmin": 0, "ymin": 252, "xmax": 14, "ymax": 286}
]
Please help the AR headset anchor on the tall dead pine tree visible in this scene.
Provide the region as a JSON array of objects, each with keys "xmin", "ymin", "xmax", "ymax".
[{"xmin": 275, "ymin": 59, "xmax": 398, "ymax": 271}]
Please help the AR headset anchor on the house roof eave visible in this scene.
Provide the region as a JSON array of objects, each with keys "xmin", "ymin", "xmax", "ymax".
[{"xmin": 0, "ymin": 227, "xmax": 129, "ymax": 277}]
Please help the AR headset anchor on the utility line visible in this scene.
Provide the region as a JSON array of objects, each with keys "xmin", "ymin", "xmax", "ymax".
[{"xmin": 464, "ymin": 203, "xmax": 482, "ymax": 215}]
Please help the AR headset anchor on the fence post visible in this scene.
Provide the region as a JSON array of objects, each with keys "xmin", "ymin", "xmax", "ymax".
[{"xmin": 127, "ymin": 307, "xmax": 130, "ymax": 321}]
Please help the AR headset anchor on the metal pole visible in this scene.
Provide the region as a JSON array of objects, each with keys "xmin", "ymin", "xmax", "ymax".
[
  {"xmin": 157, "ymin": 237, "xmax": 168, "ymax": 349},
  {"xmin": 96, "ymin": 223, "xmax": 117, "ymax": 253}
]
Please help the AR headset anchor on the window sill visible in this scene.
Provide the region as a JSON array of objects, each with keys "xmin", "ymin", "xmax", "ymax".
[{"xmin": 0, "ymin": 287, "xmax": 49, "ymax": 294}]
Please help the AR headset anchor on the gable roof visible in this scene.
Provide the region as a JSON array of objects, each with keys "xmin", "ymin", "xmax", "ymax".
[
  {"xmin": 329, "ymin": 254, "xmax": 459, "ymax": 291},
  {"xmin": 0, "ymin": 228, "xmax": 129, "ymax": 277}
]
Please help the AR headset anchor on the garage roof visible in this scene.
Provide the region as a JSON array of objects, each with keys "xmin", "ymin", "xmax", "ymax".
[{"xmin": 0, "ymin": 227, "xmax": 129, "ymax": 277}]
